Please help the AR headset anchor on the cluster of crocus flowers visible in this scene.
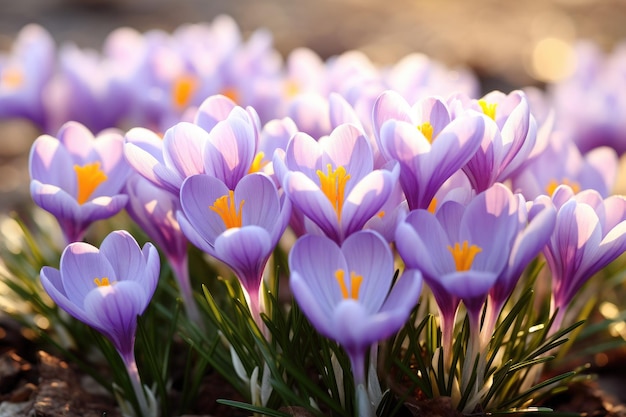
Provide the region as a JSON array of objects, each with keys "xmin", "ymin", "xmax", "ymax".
[
  {"xmin": 0, "ymin": 17, "xmax": 477, "ymax": 136},
  {"xmin": 18, "ymin": 17, "xmax": 626, "ymax": 416}
]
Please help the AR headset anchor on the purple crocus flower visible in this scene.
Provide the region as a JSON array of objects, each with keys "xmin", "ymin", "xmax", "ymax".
[
  {"xmin": 453, "ymin": 90, "xmax": 538, "ymax": 192},
  {"xmin": 544, "ymin": 185, "xmax": 626, "ymax": 330},
  {"xmin": 511, "ymin": 130, "xmax": 619, "ymax": 200},
  {"xmin": 275, "ymin": 123, "xmax": 399, "ymax": 243},
  {"xmin": 373, "ymin": 90, "xmax": 485, "ymax": 210},
  {"xmin": 483, "ymin": 194, "xmax": 556, "ymax": 339},
  {"xmin": 125, "ymin": 173, "xmax": 199, "ymax": 322},
  {"xmin": 124, "ymin": 94, "xmax": 262, "ymax": 194},
  {"xmin": 40, "ymin": 230, "xmax": 160, "ymax": 416},
  {"xmin": 29, "ymin": 121, "xmax": 130, "ymax": 244},
  {"xmin": 177, "ymin": 172, "xmax": 291, "ymax": 324},
  {"xmin": 395, "ymin": 183, "xmax": 525, "ymax": 374},
  {"xmin": 0, "ymin": 24, "xmax": 56, "ymax": 131},
  {"xmin": 289, "ymin": 230, "xmax": 422, "ymax": 414},
  {"xmin": 547, "ymin": 40, "xmax": 626, "ymax": 155}
]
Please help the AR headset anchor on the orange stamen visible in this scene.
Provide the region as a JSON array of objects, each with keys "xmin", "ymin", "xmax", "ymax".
[
  {"xmin": 317, "ymin": 164, "xmax": 351, "ymax": 221},
  {"xmin": 209, "ymin": 190, "xmax": 244, "ymax": 229},
  {"xmin": 74, "ymin": 162, "xmax": 107, "ymax": 205},
  {"xmin": 447, "ymin": 241, "xmax": 482, "ymax": 271}
]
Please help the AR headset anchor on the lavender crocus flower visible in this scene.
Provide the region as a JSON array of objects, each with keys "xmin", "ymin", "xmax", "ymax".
[
  {"xmin": 547, "ymin": 40, "xmax": 626, "ymax": 155},
  {"xmin": 40, "ymin": 230, "xmax": 160, "ymax": 416},
  {"xmin": 0, "ymin": 24, "xmax": 56, "ymax": 131},
  {"xmin": 373, "ymin": 90, "xmax": 485, "ymax": 210},
  {"xmin": 125, "ymin": 173, "xmax": 199, "ymax": 322},
  {"xmin": 29, "ymin": 121, "xmax": 130, "ymax": 243},
  {"xmin": 544, "ymin": 185, "xmax": 626, "ymax": 330},
  {"xmin": 177, "ymin": 172, "xmax": 291, "ymax": 324},
  {"xmin": 453, "ymin": 90, "xmax": 538, "ymax": 192},
  {"xmin": 511, "ymin": 130, "xmax": 619, "ymax": 200},
  {"xmin": 395, "ymin": 183, "xmax": 526, "ymax": 388},
  {"xmin": 289, "ymin": 230, "xmax": 422, "ymax": 415},
  {"xmin": 275, "ymin": 123, "xmax": 399, "ymax": 243},
  {"xmin": 124, "ymin": 94, "xmax": 262, "ymax": 194}
]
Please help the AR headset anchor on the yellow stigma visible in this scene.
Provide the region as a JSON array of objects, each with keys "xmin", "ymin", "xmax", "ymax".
[
  {"xmin": 172, "ymin": 74, "xmax": 198, "ymax": 109},
  {"xmin": 417, "ymin": 122, "xmax": 434, "ymax": 143},
  {"xmin": 284, "ymin": 79, "xmax": 300, "ymax": 98},
  {"xmin": 209, "ymin": 190, "xmax": 244, "ymax": 229},
  {"xmin": 427, "ymin": 197, "xmax": 438, "ymax": 214},
  {"xmin": 376, "ymin": 210, "xmax": 385, "ymax": 218},
  {"xmin": 93, "ymin": 277, "xmax": 111, "ymax": 287},
  {"xmin": 447, "ymin": 241, "xmax": 482, "ymax": 272},
  {"xmin": 478, "ymin": 99, "xmax": 497, "ymax": 120},
  {"xmin": 545, "ymin": 178, "xmax": 581, "ymax": 196},
  {"xmin": 317, "ymin": 164, "xmax": 351, "ymax": 221},
  {"xmin": 1, "ymin": 67, "xmax": 24, "ymax": 88},
  {"xmin": 74, "ymin": 162, "xmax": 108, "ymax": 205},
  {"xmin": 248, "ymin": 151, "xmax": 268, "ymax": 174},
  {"xmin": 335, "ymin": 269, "xmax": 363, "ymax": 300}
]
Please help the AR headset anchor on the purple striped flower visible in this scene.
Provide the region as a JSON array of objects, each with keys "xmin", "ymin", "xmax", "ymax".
[
  {"xmin": 511, "ymin": 131, "xmax": 619, "ymax": 200},
  {"xmin": 0, "ymin": 24, "xmax": 56, "ymax": 132},
  {"xmin": 456, "ymin": 90, "xmax": 538, "ymax": 192},
  {"xmin": 125, "ymin": 173, "xmax": 199, "ymax": 322},
  {"xmin": 289, "ymin": 230, "xmax": 422, "ymax": 388},
  {"xmin": 275, "ymin": 123, "xmax": 399, "ymax": 243},
  {"xmin": 395, "ymin": 184, "xmax": 524, "ymax": 360},
  {"xmin": 40, "ymin": 230, "xmax": 160, "ymax": 416},
  {"xmin": 177, "ymin": 172, "xmax": 291, "ymax": 323},
  {"xmin": 29, "ymin": 121, "xmax": 130, "ymax": 243},
  {"xmin": 373, "ymin": 90, "xmax": 485, "ymax": 210},
  {"xmin": 545, "ymin": 185, "xmax": 626, "ymax": 329},
  {"xmin": 124, "ymin": 94, "xmax": 263, "ymax": 194},
  {"xmin": 40, "ymin": 230, "xmax": 159, "ymax": 365}
]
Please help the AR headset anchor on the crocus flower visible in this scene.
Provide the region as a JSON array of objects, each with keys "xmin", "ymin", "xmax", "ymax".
[
  {"xmin": 177, "ymin": 172, "xmax": 291, "ymax": 324},
  {"xmin": 453, "ymin": 90, "xmax": 538, "ymax": 192},
  {"xmin": 124, "ymin": 94, "xmax": 262, "ymax": 194},
  {"xmin": 29, "ymin": 121, "xmax": 130, "ymax": 244},
  {"xmin": 289, "ymin": 230, "xmax": 422, "ymax": 416},
  {"xmin": 0, "ymin": 24, "xmax": 56, "ymax": 131},
  {"xmin": 275, "ymin": 123, "xmax": 399, "ymax": 243},
  {"xmin": 544, "ymin": 185, "xmax": 626, "ymax": 330},
  {"xmin": 395, "ymin": 183, "xmax": 531, "ymax": 406},
  {"xmin": 547, "ymin": 40, "xmax": 626, "ymax": 155},
  {"xmin": 511, "ymin": 130, "xmax": 619, "ymax": 200},
  {"xmin": 125, "ymin": 173, "xmax": 200, "ymax": 322},
  {"xmin": 40, "ymin": 230, "xmax": 160, "ymax": 416},
  {"xmin": 373, "ymin": 90, "xmax": 485, "ymax": 210}
]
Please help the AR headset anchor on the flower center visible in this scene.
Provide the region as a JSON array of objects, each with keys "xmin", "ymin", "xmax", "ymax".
[
  {"xmin": 335, "ymin": 269, "xmax": 363, "ymax": 300},
  {"xmin": 74, "ymin": 162, "xmax": 108, "ymax": 205},
  {"xmin": 417, "ymin": 122, "xmax": 434, "ymax": 143},
  {"xmin": 478, "ymin": 99, "xmax": 497, "ymax": 120},
  {"xmin": 220, "ymin": 86, "xmax": 239, "ymax": 104},
  {"xmin": 316, "ymin": 164, "xmax": 351, "ymax": 221},
  {"xmin": 1, "ymin": 67, "xmax": 24, "ymax": 89},
  {"xmin": 172, "ymin": 74, "xmax": 198, "ymax": 109},
  {"xmin": 93, "ymin": 277, "xmax": 111, "ymax": 287},
  {"xmin": 427, "ymin": 197, "xmax": 438, "ymax": 214},
  {"xmin": 284, "ymin": 79, "xmax": 300, "ymax": 98},
  {"xmin": 447, "ymin": 241, "xmax": 482, "ymax": 271},
  {"xmin": 248, "ymin": 151, "xmax": 268, "ymax": 174},
  {"xmin": 545, "ymin": 178, "xmax": 581, "ymax": 196},
  {"xmin": 209, "ymin": 190, "xmax": 244, "ymax": 229}
]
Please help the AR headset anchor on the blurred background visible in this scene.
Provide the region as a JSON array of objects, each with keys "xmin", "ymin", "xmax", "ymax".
[
  {"xmin": 1, "ymin": 0, "xmax": 626, "ymax": 210},
  {"xmin": 3, "ymin": 0, "xmax": 626, "ymax": 88}
]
